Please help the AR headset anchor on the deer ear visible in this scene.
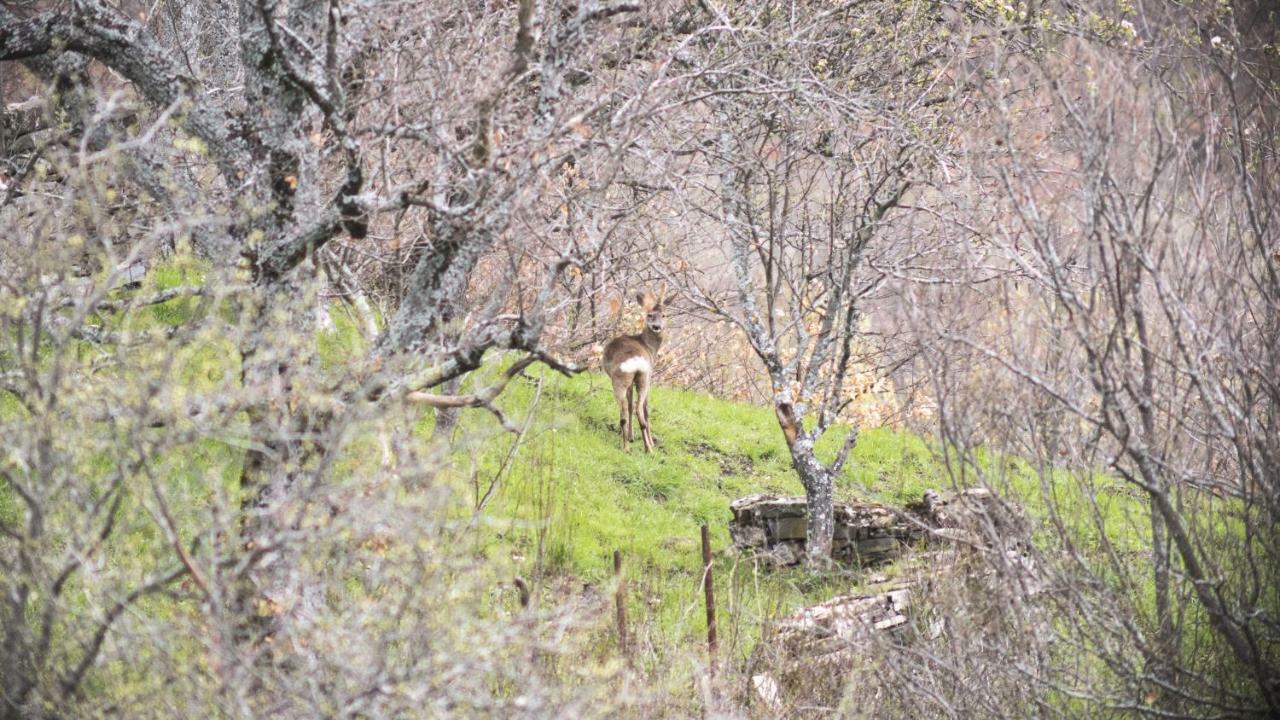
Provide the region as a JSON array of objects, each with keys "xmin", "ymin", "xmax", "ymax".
[{"xmin": 636, "ymin": 292, "xmax": 648, "ymax": 308}]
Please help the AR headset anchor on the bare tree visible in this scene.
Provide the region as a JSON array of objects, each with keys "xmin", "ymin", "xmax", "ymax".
[{"xmin": 662, "ymin": 0, "xmax": 967, "ymax": 563}]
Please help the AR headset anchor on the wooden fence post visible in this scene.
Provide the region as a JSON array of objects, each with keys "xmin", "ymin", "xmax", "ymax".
[
  {"xmin": 514, "ymin": 576, "xmax": 530, "ymax": 609},
  {"xmin": 701, "ymin": 525, "xmax": 718, "ymax": 658},
  {"xmin": 614, "ymin": 549, "xmax": 628, "ymax": 664}
]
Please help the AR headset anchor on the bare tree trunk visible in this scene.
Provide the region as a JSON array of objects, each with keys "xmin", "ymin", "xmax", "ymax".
[
  {"xmin": 430, "ymin": 376, "xmax": 465, "ymax": 443},
  {"xmin": 1133, "ymin": 266, "xmax": 1175, "ymax": 670},
  {"xmin": 234, "ymin": 283, "xmax": 318, "ymax": 656},
  {"xmin": 794, "ymin": 441, "xmax": 835, "ymax": 566},
  {"xmin": 773, "ymin": 401, "xmax": 835, "ymax": 564},
  {"xmin": 1, "ymin": 590, "xmax": 34, "ymax": 720},
  {"xmin": 1151, "ymin": 494, "xmax": 1172, "ymax": 649}
]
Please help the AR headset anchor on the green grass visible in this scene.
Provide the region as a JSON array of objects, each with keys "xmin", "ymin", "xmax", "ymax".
[{"xmin": 450, "ymin": 369, "xmax": 945, "ymax": 577}]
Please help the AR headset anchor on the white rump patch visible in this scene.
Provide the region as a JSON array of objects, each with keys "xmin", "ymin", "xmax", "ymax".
[{"xmin": 618, "ymin": 356, "xmax": 651, "ymax": 374}]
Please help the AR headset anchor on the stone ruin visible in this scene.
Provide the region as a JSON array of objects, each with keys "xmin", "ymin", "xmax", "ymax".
[
  {"xmin": 728, "ymin": 494, "xmax": 917, "ymax": 567},
  {"xmin": 728, "ymin": 487, "xmax": 1028, "ymax": 567},
  {"xmin": 734, "ymin": 488, "xmax": 1040, "ymax": 711}
]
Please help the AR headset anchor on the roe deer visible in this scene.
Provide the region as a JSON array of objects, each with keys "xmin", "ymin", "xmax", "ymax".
[{"xmin": 603, "ymin": 290, "xmax": 666, "ymax": 452}]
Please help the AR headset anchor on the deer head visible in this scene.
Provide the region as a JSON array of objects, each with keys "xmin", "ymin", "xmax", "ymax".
[{"xmin": 636, "ymin": 286, "xmax": 667, "ymax": 346}]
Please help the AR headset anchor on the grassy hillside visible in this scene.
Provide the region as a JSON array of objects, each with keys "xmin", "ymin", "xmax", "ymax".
[
  {"xmin": 424, "ymin": 366, "xmax": 985, "ymax": 664},
  {"xmin": 450, "ymin": 367, "xmax": 949, "ymax": 570},
  {"xmin": 415, "ymin": 351, "xmax": 1162, "ymax": 672},
  {"xmin": 126, "ymin": 268, "xmax": 1154, "ymax": 659}
]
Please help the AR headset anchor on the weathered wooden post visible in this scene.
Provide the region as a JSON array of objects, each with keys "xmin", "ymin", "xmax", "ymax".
[
  {"xmin": 614, "ymin": 549, "xmax": 628, "ymax": 663},
  {"xmin": 514, "ymin": 576, "xmax": 530, "ymax": 609},
  {"xmin": 701, "ymin": 525, "xmax": 718, "ymax": 657}
]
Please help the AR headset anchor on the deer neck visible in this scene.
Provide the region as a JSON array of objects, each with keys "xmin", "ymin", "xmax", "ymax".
[{"xmin": 640, "ymin": 326, "xmax": 664, "ymax": 354}]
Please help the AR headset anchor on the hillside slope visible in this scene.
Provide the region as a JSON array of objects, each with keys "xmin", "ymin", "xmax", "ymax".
[
  {"xmin": 428, "ymin": 367, "xmax": 964, "ymax": 654},
  {"xmin": 421, "ymin": 359, "xmax": 1157, "ymax": 670}
]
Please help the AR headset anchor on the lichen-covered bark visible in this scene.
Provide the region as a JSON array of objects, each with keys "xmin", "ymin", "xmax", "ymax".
[
  {"xmin": 234, "ymin": 285, "xmax": 317, "ymax": 650},
  {"xmin": 791, "ymin": 437, "xmax": 835, "ymax": 564},
  {"xmin": 381, "ymin": 218, "xmax": 480, "ymax": 354}
]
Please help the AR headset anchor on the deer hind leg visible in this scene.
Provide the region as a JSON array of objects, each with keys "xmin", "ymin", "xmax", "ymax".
[
  {"xmin": 611, "ymin": 373, "xmax": 633, "ymax": 450},
  {"xmin": 625, "ymin": 383, "xmax": 635, "ymax": 442},
  {"xmin": 635, "ymin": 372, "xmax": 655, "ymax": 452}
]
